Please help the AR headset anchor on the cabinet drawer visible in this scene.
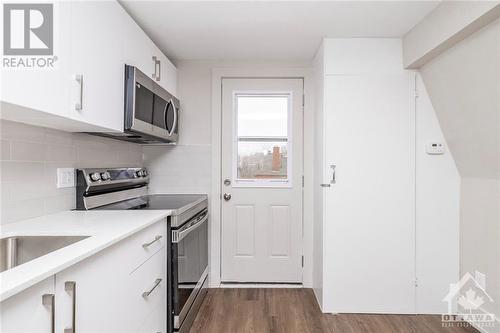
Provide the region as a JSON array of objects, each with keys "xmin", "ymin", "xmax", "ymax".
[
  {"xmin": 128, "ymin": 247, "xmax": 166, "ymax": 332},
  {"xmin": 123, "ymin": 220, "xmax": 167, "ymax": 274}
]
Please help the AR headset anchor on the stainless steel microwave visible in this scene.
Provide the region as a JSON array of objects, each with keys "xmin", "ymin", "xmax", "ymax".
[
  {"xmin": 123, "ymin": 65, "xmax": 179, "ymax": 144},
  {"xmin": 89, "ymin": 65, "xmax": 179, "ymax": 144}
]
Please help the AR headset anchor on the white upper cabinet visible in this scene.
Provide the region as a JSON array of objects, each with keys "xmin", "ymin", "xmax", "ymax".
[
  {"xmin": 67, "ymin": 1, "xmax": 126, "ymax": 132},
  {"xmin": 122, "ymin": 13, "xmax": 177, "ymax": 95},
  {"xmin": 0, "ymin": 0, "xmax": 177, "ymax": 132},
  {"xmin": 0, "ymin": 1, "xmax": 72, "ymax": 121}
]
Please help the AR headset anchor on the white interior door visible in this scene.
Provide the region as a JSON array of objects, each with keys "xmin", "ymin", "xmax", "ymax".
[
  {"xmin": 323, "ymin": 74, "xmax": 416, "ymax": 313},
  {"xmin": 221, "ymin": 78, "xmax": 303, "ymax": 283}
]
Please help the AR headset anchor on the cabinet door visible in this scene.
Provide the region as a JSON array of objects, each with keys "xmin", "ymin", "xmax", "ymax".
[
  {"xmin": 55, "ymin": 221, "xmax": 167, "ymax": 332},
  {"xmin": 1, "ymin": 277, "xmax": 56, "ymax": 333},
  {"xmin": 68, "ymin": 0, "xmax": 125, "ymax": 132},
  {"xmin": 55, "ymin": 240, "xmax": 132, "ymax": 332},
  {"xmin": 0, "ymin": 2, "xmax": 71, "ymax": 118},
  {"xmin": 122, "ymin": 12, "xmax": 156, "ymax": 81},
  {"xmin": 153, "ymin": 47, "xmax": 177, "ymax": 96}
]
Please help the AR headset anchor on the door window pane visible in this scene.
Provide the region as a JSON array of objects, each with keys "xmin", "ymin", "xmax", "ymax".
[
  {"xmin": 238, "ymin": 141, "xmax": 288, "ymax": 180},
  {"xmin": 235, "ymin": 94, "xmax": 291, "ymax": 185},
  {"xmin": 237, "ymin": 96, "xmax": 288, "ymax": 137}
]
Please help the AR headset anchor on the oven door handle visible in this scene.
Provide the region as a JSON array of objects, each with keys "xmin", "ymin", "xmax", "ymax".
[{"xmin": 172, "ymin": 215, "xmax": 208, "ymax": 243}]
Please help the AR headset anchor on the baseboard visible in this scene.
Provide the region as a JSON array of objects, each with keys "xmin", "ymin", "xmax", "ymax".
[{"xmin": 219, "ymin": 282, "xmax": 303, "ymax": 288}]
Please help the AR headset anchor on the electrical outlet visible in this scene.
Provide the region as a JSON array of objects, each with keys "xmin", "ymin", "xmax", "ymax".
[
  {"xmin": 57, "ymin": 168, "xmax": 75, "ymax": 188},
  {"xmin": 475, "ymin": 270, "xmax": 486, "ymax": 290}
]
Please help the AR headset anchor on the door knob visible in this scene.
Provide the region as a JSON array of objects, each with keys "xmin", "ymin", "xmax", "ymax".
[{"xmin": 223, "ymin": 193, "xmax": 232, "ymax": 201}]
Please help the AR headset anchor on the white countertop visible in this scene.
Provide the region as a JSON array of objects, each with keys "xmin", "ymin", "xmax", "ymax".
[{"xmin": 0, "ymin": 210, "xmax": 171, "ymax": 301}]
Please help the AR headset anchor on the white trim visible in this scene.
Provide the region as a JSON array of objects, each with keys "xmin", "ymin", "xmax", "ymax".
[
  {"xmin": 210, "ymin": 67, "xmax": 314, "ymax": 288},
  {"xmin": 220, "ymin": 283, "xmax": 303, "ymax": 289}
]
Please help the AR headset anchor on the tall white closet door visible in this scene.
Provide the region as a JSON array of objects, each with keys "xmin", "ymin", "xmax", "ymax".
[{"xmin": 322, "ymin": 73, "xmax": 416, "ymax": 313}]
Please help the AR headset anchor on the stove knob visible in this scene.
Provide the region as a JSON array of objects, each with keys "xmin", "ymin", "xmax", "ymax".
[
  {"xmin": 100, "ymin": 172, "xmax": 110, "ymax": 181},
  {"xmin": 90, "ymin": 172, "xmax": 101, "ymax": 182}
]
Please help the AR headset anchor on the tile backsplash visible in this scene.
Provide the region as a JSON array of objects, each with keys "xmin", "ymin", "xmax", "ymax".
[{"xmin": 0, "ymin": 120, "xmax": 143, "ymax": 225}]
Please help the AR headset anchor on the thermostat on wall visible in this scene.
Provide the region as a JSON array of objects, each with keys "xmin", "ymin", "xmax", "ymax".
[{"xmin": 426, "ymin": 142, "xmax": 445, "ymax": 155}]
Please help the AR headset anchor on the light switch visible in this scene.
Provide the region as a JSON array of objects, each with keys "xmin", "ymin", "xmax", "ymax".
[{"xmin": 57, "ymin": 168, "xmax": 75, "ymax": 188}]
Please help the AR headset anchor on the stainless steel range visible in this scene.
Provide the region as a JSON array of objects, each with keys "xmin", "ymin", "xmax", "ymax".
[{"xmin": 76, "ymin": 167, "xmax": 208, "ymax": 333}]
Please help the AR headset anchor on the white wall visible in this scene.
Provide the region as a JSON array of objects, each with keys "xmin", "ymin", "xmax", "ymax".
[
  {"xmin": 403, "ymin": 1, "xmax": 500, "ymax": 68},
  {"xmin": 419, "ymin": 18, "xmax": 500, "ymax": 331},
  {"xmin": 313, "ymin": 38, "xmax": 460, "ymax": 314},
  {"xmin": 415, "ymin": 74, "xmax": 460, "ymax": 314},
  {"xmin": 142, "ymin": 60, "xmax": 315, "ymax": 287},
  {"xmin": 0, "ymin": 120, "xmax": 143, "ymax": 225}
]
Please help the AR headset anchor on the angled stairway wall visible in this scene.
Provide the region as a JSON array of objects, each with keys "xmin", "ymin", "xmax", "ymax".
[{"xmin": 419, "ymin": 18, "xmax": 500, "ymax": 332}]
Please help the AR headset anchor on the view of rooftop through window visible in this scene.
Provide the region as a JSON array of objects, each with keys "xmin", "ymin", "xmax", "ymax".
[{"xmin": 236, "ymin": 95, "xmax": 290, "ymax": 180}]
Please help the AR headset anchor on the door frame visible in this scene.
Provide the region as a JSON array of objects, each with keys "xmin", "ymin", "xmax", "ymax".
[{"xmin": 210, "ymin": 67, "xmax": 314, "ymax": 287}]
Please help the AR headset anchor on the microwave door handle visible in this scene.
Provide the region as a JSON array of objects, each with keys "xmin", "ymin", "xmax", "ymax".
[
  {"xmin": 165, "ymin": 99, "xmax": 178, "ymax": 136},
  {"xmin": 172, "ymin": 215, "xmax": 208, "ymax": 243},
  {"xmin": 163, "ymin": 101, "xmax": 169, "ymax": 133}
]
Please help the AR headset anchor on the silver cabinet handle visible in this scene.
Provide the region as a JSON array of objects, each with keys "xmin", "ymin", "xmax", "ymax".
[
  {"xmin": 156, "ymin": 59, "xmax": 161, "ymax": 81},
  {"xmin": 64, "ymin": 281, "xmax": 76, "ymax": 333},
  {"xmin": 152, "ymin": 56, "xmax": 158, "ymax": 80},
  {"xmin": 142, "ymin": 278, "xmax": 162, "ymax": 297},
  {"xmin": 152, "ymin": 56, "xmax": 160, "ymax": 81},
  {"xmin": 74, "ymin": 75, "xmax": 83, "ymax": 111},
  {"xmin": 142, "ymin": 235, "xmax": 162, "ymax": 248},
  {"xmin": 42, "ymin": 294, "xmax": 55, "ymax": 333}
]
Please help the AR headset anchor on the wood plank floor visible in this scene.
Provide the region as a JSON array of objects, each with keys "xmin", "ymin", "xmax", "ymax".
[{"xmin": 190, "ymin": 288, "xmax": 478, "ymax": 333}]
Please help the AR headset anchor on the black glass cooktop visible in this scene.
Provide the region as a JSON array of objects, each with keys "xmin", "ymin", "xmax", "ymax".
[{"xmin": 94, "ymin": 194, "xmax": 207, "ymax": 212}]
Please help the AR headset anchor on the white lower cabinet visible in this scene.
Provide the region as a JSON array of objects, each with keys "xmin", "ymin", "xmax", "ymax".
[
  {"xmin": 1, "ymin": 277, "xmax": 56, "ymax": 333},
  {"xmin": 0, "ymin": 220, "xmax": 167, "ymax": 333}
]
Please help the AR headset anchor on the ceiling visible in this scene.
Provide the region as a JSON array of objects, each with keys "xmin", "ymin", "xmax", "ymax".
[{"xmin": 120, "ymin": 1, "xmax": 440, "ymax": 63}]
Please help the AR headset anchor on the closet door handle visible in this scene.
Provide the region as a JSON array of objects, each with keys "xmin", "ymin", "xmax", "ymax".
[
  {"xmin": 152, "ymin": 56, "xmax": 158, "ymax": 80},
  {"xmin": 64, "ymin": 281, "xmax": 76, "ymax": 333},
  {"xmin": 42, "ymin": 294, "xmax": 55, "ymax": 333},
  {"xmin": 320, "ymin": 165, "xmax": 336, "ymax": 187}
]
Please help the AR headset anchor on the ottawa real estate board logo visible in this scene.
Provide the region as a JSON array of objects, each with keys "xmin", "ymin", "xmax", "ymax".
[{"xmin": 2, "ymin": 3, "xmax": 57, "ymax": 69}]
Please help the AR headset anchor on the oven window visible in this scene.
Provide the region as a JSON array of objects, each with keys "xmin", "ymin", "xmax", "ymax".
[{"xmin": 134, "ymin": 83, "xmax": 154, "ymax": 123}]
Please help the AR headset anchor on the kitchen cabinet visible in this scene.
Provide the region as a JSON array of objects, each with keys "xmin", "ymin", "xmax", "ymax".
[
  {"xmin": 122, "ymin": 12, "xmax": 177, "ymax": 96},
  {"xmin": 66, "ymin": 0, "xmax": 126, "ymax": 132},
  {"xmin": 55, "ymin": 220, "xmax": 167, "ymax": 332},
  {"xmin": 0, "ymin": 1, "xmax": 72, "ymax": 126},
  {"xmin": 0, "ymin": 277, "xmax": 56, "ymax": 333},
  {"xmin": 0, "ymin": 220, "xmax": 167, "ymax": 332},
  {"xmin": 0, "ymin": 0, "xmax": 177, "ymax": 132}
]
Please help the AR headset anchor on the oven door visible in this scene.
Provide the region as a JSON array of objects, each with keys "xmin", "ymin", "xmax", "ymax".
[{"xmin": 171, "ymin": 209, "xmax": 208, "ymax": 331}]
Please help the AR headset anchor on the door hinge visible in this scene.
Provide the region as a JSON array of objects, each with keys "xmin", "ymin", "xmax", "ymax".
[
  {"xmin": 413, "ymin": 278, "xmax": 418, "ymax": 287},
  {"xmin": 301, "ymin": 256, "xmax": 304, "ymax": 267},
  {"xmin": 302, "ymin": 94, "xmax": 305, "ymax": 107},
  {"xmin": 302, "ymin": 175, "xmax": 304, "ymax": 188}
]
